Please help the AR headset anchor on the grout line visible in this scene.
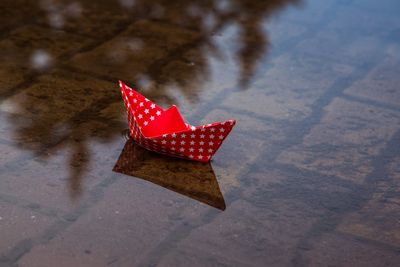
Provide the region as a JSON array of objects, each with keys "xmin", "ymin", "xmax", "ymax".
[
  {"xmin": 336, "ymin": 230, "xmax": 400, "ymax": 253},
  {"xmin": 341, "ymin": 93, "xmax": 400, "ymax": 113}
]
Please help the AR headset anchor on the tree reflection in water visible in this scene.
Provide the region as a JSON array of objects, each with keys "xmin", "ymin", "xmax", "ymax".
[{"xmin": 3, "ymin": 0, "xmax": 301, "ymax": 199}]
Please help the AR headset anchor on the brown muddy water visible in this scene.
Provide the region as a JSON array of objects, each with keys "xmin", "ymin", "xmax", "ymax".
[{"xmin": 1, "ymin": 0, "xmax": 400, "ymax": 266}]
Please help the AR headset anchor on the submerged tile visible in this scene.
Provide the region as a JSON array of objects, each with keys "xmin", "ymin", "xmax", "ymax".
[
  {"xmin": 156, "ymin": 200, "xmax": 324, "ymax": 267},
  {"xmin": 337, "ymin": 156, "xmax": 400, "ymax": 247},
  {"xmin": 345, "ymin": 44, "xmax": 400, "ymax": 108},
  {"xmin": 0, "ymin": 25, "xmax": 93, "ymax": 94},
  {"xmin": 301, "ymin": 233, "xmax": 400, "ymax": 267},
  {"xmin": 0, "ymin": 203, "xmax": 54, "ymax": 258},
  {"xmin": 68, "ymin": 20, "xmax": 201, "ymax": 82},
  {"xmin": 277, "ymin": 98, "xmax": 400, "ymax": 183},
  {"xmin": 17, "ymin": 177, "xmax": 210, "ymax": 267}
]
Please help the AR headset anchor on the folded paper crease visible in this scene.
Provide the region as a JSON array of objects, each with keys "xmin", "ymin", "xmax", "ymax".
[{"xmin": 119, "ymin": 81, "xmax": 236, "ymax": 162}]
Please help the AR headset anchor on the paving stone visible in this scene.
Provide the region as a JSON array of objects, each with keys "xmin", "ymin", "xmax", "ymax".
[
  {"xmin": 0, "ymin": 142, "xmax": 26, "ymax": 168},
  {"xmin": 99, "ymin": 102, "xmax": 127, "ymax": 125},
  {"xmin": 0, "ymin": 202, "xmax": 54, "ymax": 257},
  {"xmin": 268, "ymin": 19, "xmax": 308, "ymax": 46},
  {"xmin": 67, "ymin": 19, "xmax": 242, "ymax": 122},
  {"xmin": 0, "ymin": 63, "xmax": 26, "ymax": 95},
  {"xmin": 352, "ymin": 0, "xmax": 400, "ymax": 11},
  {"xmin": 154, "ymin": 49, "xmax": 238, "ymax": 120},
  {"xmin": 2, "ymin": 70, "xmax": 115, "ymax": 145},
  {"xmin": 386, "ymin": 157, "xmax": 400, "ymax": 206},
  {"xmin": 35, "ymin": 0, "xmax": 131, "ymax": 38},
  {"xmin": 223, "ymin": 6, "xmax": 388, "ymax": 122},
  {"xmin": 200, "ymin": 108, "xmax": 285, "ymax": 138},
  {"xmin": 211, "ymin": 132, "xmax": 266, "ymax": 191},
  {"xmin": 293, "ymin": 4, "xmax": 391, "ymax": 67},
  {"xmin": 337, "ymin": 0, "xmax": 400, "ymax": 34},
  {"xmin": 0, "ymin": 0, "xmax": 42, "ymax": 31},
  {"xmin": 202, "ymin": 109, "xmax": 286, "ymax": 191},
  {"xmin": 68, "ymin": 20, "xmax": 201, "ymax": 83},
  {"xmin": 0, "ymin": 1, "xmax": 399, "ymax": 266},
  {"xmin": 221, "ymin": 50, "xmax": 355, "ymax": 121},
  {"xmin": 345, "ymin": 44, "xmax": 400, "ymax": 108},
  {"xmin": 223, "ymin": 22, "xmax": 360, "ymax": 120},
  {"xmin": 17, "ymin": 177, "xmax": 212, "ymax": 267},
  {"xmin": 277, "ymin": 0, "xmax": 338, "ymax": 25},
  {"xmin": 0, "ymin": 25, "xmax": 93, "ymax": 93},
  {"xmin": 301, "ymin": 233, "xmax": 400, "ymax": 267},
  {"xmin": 0, "ymin": 122, "xmax": 126, "ymax": 214},
  {"xmin": 337, "ymin": 156, "xmax": 400, "ymax": 247},
  {"xmin": 241, "ymin": 165, "xmax": 358, "ymax": 218},
  {"xmin": 277, "ymin": 98, "xmax": 400, "ymax": 183},
  {"xmin": 157, "ymin": 199, "xmax": 324, "ymax": 267}
]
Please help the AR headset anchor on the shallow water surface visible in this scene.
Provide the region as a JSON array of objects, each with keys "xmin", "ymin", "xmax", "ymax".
[{"xmin": 0, "ymin": 0, "xmax": 400, "ymax": 266}]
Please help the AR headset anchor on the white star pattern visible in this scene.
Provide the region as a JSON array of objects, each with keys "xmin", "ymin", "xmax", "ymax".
[{"xmin": 120, "ymin": 82, "xmax": 236, "ymax": 162}]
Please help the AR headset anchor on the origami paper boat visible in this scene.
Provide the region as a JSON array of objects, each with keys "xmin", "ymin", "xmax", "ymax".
[{"xmin": 119, "ymin": 81, "xmax": 236, "ymax": 162}]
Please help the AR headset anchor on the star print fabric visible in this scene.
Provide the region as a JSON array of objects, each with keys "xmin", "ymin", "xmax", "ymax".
[{"xmin": 119, "ymin": 81, "xmax": 236, "ymax": 162}]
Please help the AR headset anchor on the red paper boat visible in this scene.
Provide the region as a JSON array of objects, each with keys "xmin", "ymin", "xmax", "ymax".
[{"xmin": 119, "ymin": 81, "xmax": 236, "ymax": 162}]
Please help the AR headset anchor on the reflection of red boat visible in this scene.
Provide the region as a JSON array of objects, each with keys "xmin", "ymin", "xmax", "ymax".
[{"xmin": 119, "ymin": 81, "xmax": 236, "ymax": 162}]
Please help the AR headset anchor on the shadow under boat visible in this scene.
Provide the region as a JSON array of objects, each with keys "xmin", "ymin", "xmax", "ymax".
[{"xmin": 113, "ymin": 138, "xmax": 226, "ymax": 210}]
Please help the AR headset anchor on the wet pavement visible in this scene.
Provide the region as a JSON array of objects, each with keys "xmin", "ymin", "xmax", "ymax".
[{"xmin": 0, "ymin": 0, "xmax": 400, "ymax": 266}]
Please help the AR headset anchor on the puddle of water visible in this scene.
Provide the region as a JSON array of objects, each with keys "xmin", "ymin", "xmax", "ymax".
[{"xmin": 0, "ymin": 0, "xmax": 400, "ymax": 266}]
